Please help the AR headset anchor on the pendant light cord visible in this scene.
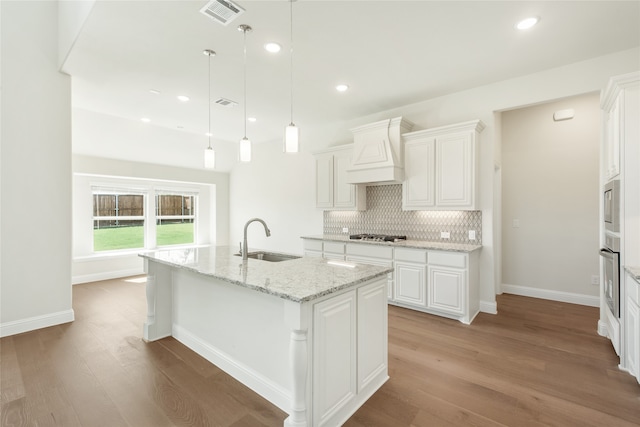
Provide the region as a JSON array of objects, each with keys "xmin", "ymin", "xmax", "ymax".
[
  {"xmin": 243, "ymin": 27, "xmax": 248, "ymax": 138},
  {"xmin": 290, "ymin": 0, "xmax": 294, "ymax": 124},
  {"xmin": 208, "ymin": 52, "xmax": 212, "ymax": 149}
]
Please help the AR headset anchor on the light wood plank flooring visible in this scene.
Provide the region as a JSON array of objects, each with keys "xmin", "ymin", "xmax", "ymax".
[{"xmin": 1, "ymin": 276, "xmax": 638, "ymax": 426}]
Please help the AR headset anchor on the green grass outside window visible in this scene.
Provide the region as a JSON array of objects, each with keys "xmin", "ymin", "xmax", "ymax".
[{"xmin": 93, "ymin": 223, "xmax": 194, "ymax": 252}]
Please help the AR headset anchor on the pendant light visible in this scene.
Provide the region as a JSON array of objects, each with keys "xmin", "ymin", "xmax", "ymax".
[
  {"xmin": 238, "ymin": 24, "xmax": 252, "ymax": 163},
  {"xmin": 203, "ymin": 49, "xmax": 216, "ymax": 169},
  {"xmin": 284, "ymin": 0, "xmax": 299, "ymax": 153}
]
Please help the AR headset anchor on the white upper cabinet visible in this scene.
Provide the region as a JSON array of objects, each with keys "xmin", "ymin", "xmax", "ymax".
[
  {"xmin": 602, "ymin": 94, "xmax": 621, "ymax": 181},
  {"xmin": 314, "ymin": 145, "xmax": 366, "ymax": 210},
  {"xmin": 402, "ymin": 120, "xmax": 484, "ymax": 211},
  {"xmin": 403, "ymin": 137, "xmax": 435, "ymax": 208}
]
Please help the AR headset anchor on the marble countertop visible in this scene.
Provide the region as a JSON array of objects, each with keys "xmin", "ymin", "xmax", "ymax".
[
  {"xmin": 301, "ymin": 234, "xmax": 482, "ymax": 253},
  {"xmin": 625, "ymin": 266, "xmax": 640, "ymax": 281},
  {"xmin": 139, "ymin": 246, "xmax": 393, "ymax": 303}
]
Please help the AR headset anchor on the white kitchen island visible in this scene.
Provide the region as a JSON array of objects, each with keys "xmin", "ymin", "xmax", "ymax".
[{"xmin": 140, "ymin": 246, "xmax": 392, "ymax": 427}]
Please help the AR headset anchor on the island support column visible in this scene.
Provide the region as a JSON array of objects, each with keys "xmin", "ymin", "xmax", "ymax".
[
  {"xmin": 284, "ymin": 300, "xmax": 311, "ymax": 427},
  {"xmin": 143, "ymin": 260, "xmax": 174, "ymax": 341}
]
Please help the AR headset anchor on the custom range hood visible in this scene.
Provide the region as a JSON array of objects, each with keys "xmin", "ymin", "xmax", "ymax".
[{"xmin": 346, "ymin": 117, "xmax": 414, "ymax": 185}]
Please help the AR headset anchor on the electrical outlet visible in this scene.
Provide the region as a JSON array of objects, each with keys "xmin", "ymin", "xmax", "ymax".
[
  {"xmin": 342, "ymin": 227, "xmax": 349, "ymax": 233},
  {"xmin": 440, "ymin": 231, "xmax": 450, "ymax": 239},
  {"xmin": 468, "ymin": 230, "xmax": 476, "ymax": 240},
  {"xmin": 591, "ymin": 275, "xmax": 600, "ymax": 286}
]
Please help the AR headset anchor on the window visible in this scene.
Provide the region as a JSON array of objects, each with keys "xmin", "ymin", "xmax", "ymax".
[
  {"xmin": 156, "ymin": 193, "xmax": 195, "ymax": 247},
  {"xmin": 93, "ymin": 192, "xmax": 145, "ymax": 251},
  {"xmin": 90, "ymin": 185, "xmax": 199, "ymax": 253}
]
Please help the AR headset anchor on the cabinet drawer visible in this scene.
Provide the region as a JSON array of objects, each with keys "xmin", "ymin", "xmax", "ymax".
[
  {"xmin": 303, "ymin": 239, "xmax": 323, "ymax": 252},
  {"xmin": 346, "ymin": 243, "xmax": 393, "ymax": 260},
  {"xmin": 324, "ymin": 242, "xmax": 345, "ymax": 254},
  {"xmin": 395, "ymin": 248, "xmax": 427, "ymax": 263},
  {"xmin": 346, "ymin": 255, "xmax": 393, "ymax": 268},
  {"xmin": 428, "ymin": 251, "xmax": 466, "ymax": 268},
  {"xmin": 628, "ymin": 273, "xmax": 640, "ymax": 305}
]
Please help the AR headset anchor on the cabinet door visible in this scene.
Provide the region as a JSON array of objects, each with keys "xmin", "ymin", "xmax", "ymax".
[
  {"xmin": 345, "ymin": 255, "xmax": 393, "ymax": 300},
  {"xmin": 394, "ymin": 262, "xmax": 427, "ymax": 306},
  {"xmin": 626, "ymin": 298, "xmax": 639, "ymax": 381},
  {"xmin": 313, "ymin": 291, "xmax": 357, "ymax": 426},
  {"xmin": 316, "ymin": 153, "xmax": 334, "ymax": 208},
  {"xmin": 435, "ymin": 132, "xmax": 473, "ymax": 208},
  {"xmin": 357, "ymin": 280, "xmax": 388, "ymax": 393},
  {"xmin": 403, "ymin": 138, "xmax": 435, "ymax": 209},
  {"xmin": 428, "ymin": 265, "xmax": 465, "ymax": 315},
  {"xmin": 604, "ymin": 94, "xmax": 621, "ymax": 181},
  {"xmin": 333, "ymin": 149, "xmax": 358, "ymax": 209}
]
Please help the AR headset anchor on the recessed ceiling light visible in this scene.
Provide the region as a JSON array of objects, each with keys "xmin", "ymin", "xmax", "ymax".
[
  {"xmin": 336, "ymin": 84, "xmax": 349, "ymax": 92},
  {"xmin": 177, "ymin": 95, "xmax": 190, "ymax": 102},
  {"xmin": 248, "ymin": 117, "xmax": 257, "ymax": 122},
  {"xmin": 264, "ymin": 42, "xmax": 281, "ymax": 53},
  {"xmin": 141, "ymin": 117, "xmax": 151, "ymax": 123},
  {"xmin": 515, "ymin": 16, "xmax": 539, "ymax": 30}
]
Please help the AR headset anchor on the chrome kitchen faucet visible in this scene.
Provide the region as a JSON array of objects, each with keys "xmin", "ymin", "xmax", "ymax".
[{"xmin": 241, "ymin": 218, "xmax": 271, "ymax": 260}]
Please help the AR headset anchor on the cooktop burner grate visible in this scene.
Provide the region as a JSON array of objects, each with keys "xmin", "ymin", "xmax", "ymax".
[{"xmin": 349, "ymin": 234, "xmax": 407, "ymax": 242}]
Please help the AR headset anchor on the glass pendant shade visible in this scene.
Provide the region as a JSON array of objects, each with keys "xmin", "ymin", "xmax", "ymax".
[
  {"xmin": 239, "ymin": 137, "xmax": 252, "ymax": 162},
  {"xmin": 284, "ymin": 123, "xmax": 299, "ymax": 153},
  {"xmin": 204, "ymin": 146, "xmax": 215, "ymax": 169}
]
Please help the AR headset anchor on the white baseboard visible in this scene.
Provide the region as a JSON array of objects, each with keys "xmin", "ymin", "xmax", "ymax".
[
  {"xmin": 172, "ymin": 324, "xmax": 291, "ymax": 414},
  {"xmin": 72, "ymin": 268, "xmax": 144, "ymax": 285},
  {"xmin": 501, "ymin": 283, "xmax": 599, "ymax": 307},
  {"xmin": 480, "ymin": 300, "xmax": 498, "ymax": 314},
  {"xmin": 0, "ymin": 309, "xmax": 75, "ymax": 338},
  {"xmin": 597, "ymin": 319, "xmax": 609, "ymax": 338}
]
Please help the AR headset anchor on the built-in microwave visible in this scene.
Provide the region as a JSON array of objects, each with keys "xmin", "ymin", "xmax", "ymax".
[{"xmin": 604, "ymin": 180, "xmax": 620, "ymax": 233}]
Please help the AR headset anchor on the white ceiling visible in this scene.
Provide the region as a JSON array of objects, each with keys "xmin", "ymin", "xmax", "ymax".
[{"xmin": 64, "ymin": 0, "xmax": 640, "ymax": 148}]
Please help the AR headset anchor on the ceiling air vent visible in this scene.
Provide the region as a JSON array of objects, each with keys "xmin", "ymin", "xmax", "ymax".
[
  {"xmin": 214, "ymin": 98, "xmax": 238, "ymax": 107},
  {"xmin": 200, "ymin": 0, "xmax": 245, "ymax": 26}
]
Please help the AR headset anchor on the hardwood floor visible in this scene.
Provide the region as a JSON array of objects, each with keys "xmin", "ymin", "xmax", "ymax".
[{"xmin": 2, "ymin": 277, "xmax": 638, "ymax": 426}]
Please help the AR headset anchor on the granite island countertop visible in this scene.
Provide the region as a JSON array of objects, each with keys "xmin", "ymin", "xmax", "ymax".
[
  {"xmin": 301, "ymin": 234, "xmax": 482, "ymax": 253},
  {"xmin": 139, "ymin": 246, "xmax": 393, "ymax": 303}
]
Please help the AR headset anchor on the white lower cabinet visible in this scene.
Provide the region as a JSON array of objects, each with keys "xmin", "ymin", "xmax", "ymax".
[
  {"xmin": 393, "ymin": 247, "xmax": 428, "ymax": 306},
  {"xmin": 303, "ymin": 239, "xmax": 323, "ymax": 258},
  {"xmin": 624, "ymin": 272, "xmax": 640, "ymax": 384},
  {"xmin": 313, "ymin": 290, "xmax": 357, "ymax": 426},
  {"xmin": 324, "ymin": 241, "xmax": 346, "ymax": 260},
  {"xmin": 428, "ymin": 265, "xmax": 464, "ymax": 315},
  {"xmin": 301, "ymin": 238, "xmax": 480, "ymax": 324},
  {"xmin": 312, "ymin": 280, "xmax": 388, "ymax": 427},
  {"xmin": 346, "ymin": 243, "xmax": 394, "ymax": 299},
  {"xmin": 357, "ymin": 280, "xmax": 388, "ymax": 392},
  {"xmin": 394, "ymin": 262, "xmax": 427, "ymax": 306}
]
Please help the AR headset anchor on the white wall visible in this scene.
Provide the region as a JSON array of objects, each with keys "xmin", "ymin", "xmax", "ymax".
[
  {"xmin": 501, "ymin": 93, "xmax": 601, "ymax": 305},
  {"xmin": 229, "ymin": 48, "xmax": 640, "ymax": 312},
  {"xmin": 229, "ymin": 142, "xmax": 321, "ymax": 255},
  {"xmin": 73, "ymin": 108, "xmax": 238, "ymax": 172},
  {"xmin": 58, "ymin": 0, "xmax": 95, "ymax": 68},
  {"xmin": 72, "ymin": 154, "xmax": 230, "ymax": 283},
  {"xmin": 1, "ymin": 1, "xmax": 74, "ymax": 337}
]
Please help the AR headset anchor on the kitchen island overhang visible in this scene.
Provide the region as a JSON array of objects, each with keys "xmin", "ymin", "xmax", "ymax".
[{"xmin": 139, "ymin": 246, "xmax": 392, "ymax": 427}]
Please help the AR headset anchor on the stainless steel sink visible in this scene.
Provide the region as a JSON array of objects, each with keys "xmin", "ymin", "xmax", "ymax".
[{"xmin": 235, "ymin": 251, "xmax": 300, "ymax": 262}]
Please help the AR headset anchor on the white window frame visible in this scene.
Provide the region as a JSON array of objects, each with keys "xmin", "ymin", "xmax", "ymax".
[
  {"xmin": 154, "ymin": 188, "xmax": 199, "ymax": 248},
  {"xmin": 90, "ymin": 183, "xmax": 200, "ymax": 253}
]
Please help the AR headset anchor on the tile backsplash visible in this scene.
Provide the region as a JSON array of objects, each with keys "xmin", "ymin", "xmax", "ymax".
[{"xmin": 323, "ymin": 184, "xmax": 482, "ymax": 244}]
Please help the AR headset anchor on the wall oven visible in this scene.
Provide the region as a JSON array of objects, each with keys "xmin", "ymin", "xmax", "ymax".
[{"xmin": 600, "ymin": 234, "xmax": 620, "ymax": 318}]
